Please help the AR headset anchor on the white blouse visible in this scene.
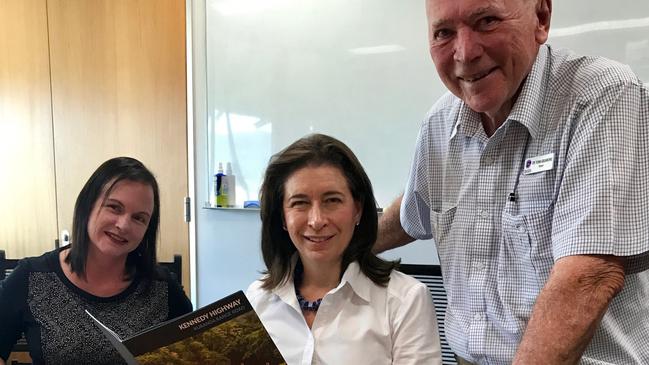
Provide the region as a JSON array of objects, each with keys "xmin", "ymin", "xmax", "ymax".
[{"xmin": 246, "ymin": 262, "xmax": 442, "ymax": 365}]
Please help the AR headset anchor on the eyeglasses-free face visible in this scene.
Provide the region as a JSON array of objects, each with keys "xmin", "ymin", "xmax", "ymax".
[
  {"xmin": 282, "ymin": 165, "xmax": 361, "ymax": 271},
  {"xmin": 87, "ymin": 179, "xmax": 154, "ymax": 261}
]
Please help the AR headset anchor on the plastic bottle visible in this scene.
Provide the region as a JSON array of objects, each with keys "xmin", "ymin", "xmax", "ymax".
[
  {"xmin": 225, "ymin": 162, "xmax": 236, "ymax": 207},
  {"xmin": 220, "ymin": 165, "xmax": 230, "ymax": 207},
  {"xmin": 214, "ymin": 163, "xmax": 226, "ymax": 207}
]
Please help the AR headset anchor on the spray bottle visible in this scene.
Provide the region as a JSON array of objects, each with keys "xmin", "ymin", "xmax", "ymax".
[
  {"xmin": 214, "ymin": 162, "xmax": 226, "ymax": 207},
  {"xmin": 225, "ymin": 162, "xmax": 236, "ymax": 207}
]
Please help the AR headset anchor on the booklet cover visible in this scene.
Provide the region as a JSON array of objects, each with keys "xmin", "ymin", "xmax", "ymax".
[{"xmin": 87, "ymin": 290, "xmax": 285, "ymax": 365}]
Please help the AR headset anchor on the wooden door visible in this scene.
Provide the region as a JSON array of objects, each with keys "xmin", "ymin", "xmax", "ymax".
[
  {"xmin": 0, "ymin": 0, "xmax": 58, "ymax": 258},
  {"xmin": 47, "ymin": 0, "xmax": 190, "ymax": 292}
]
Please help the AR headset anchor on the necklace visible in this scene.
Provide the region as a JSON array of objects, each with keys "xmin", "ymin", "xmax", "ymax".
[
  {"xmin": 295, "ymin": 288, "xmax": 322, "ymax": 312},
  {"xmin": 293, "ymin": 260, "xmax": 324, "ymax": 311}
]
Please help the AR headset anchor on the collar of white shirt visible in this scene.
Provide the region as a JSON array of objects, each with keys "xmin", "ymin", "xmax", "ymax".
[{"xmin": 271, "ymin": 258, "xmax": 372, "ymax": 310}]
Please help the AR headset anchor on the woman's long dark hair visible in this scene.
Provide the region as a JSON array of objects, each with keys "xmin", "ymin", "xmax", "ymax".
[
  {"xmin": 259, "ymin": 134, "xmax": 398, "ymax": 290},
  {"xmin": 65, "ymin": 157, "xmax": 160, "ymax": 281}
]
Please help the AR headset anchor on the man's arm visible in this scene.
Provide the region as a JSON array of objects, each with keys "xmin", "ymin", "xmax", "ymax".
[
  {"xmin": 374, "ymin": 194, "xmax": 416, "ymax": 253},
  {"xmin": 513, "ymin": 254, "xmax": 625, "ymax": 365}
]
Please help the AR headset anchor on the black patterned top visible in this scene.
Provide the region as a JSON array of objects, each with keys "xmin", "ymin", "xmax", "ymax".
[{"xmin": 0, "ymin": 247, "xmax": 192, "ymax": 364}]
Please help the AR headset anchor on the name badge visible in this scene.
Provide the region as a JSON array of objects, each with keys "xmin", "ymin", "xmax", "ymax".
[{"xmin": 524, "ymin": 153, "xmax": 554, "ymax": 175}]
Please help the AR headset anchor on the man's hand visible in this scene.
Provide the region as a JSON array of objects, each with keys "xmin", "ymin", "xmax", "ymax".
[
  {"xmin": 374, "ymin": 194, "xmax": 415, "ymax": 254},
  {"xmin": 513, "ymin": 254, "xmax": 625, "ymax": 364}
]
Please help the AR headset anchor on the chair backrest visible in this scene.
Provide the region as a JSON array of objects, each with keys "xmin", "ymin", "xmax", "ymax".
[
  {"xmin": 159, "ymin": 254, "xmax": 182, "ymax": 285},
  {"xmin": 0, "ymin": 251, "xmax": 31, "ymax": 363},
  {"xmin": 1, "ymin": 250, "xmax": 21, "ymax": 281},
  {"xmin": 398, "ymin": 264, "xmax": 456, "ymax": 365}
]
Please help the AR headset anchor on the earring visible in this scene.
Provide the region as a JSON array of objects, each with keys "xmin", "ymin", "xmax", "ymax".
[
  {"xmin": 282, "ymin": 225, "xmax": 287, "ymax": 231},
  {"xmin": 355, "ymin": 221, "xmax": 360, "ymax": 226}
]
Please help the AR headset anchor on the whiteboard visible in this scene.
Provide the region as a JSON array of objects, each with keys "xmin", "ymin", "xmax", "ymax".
[{"xmin": 204, "ymin": 0, "xmax": 649, "ymax": 209}]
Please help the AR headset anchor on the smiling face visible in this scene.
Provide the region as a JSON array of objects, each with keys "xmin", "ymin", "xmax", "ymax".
[
  {"xmin": 87, "ymin": 179, "xmax": 154, "ymax": 261},
  {"xmin": 282, "ymin": 164, "xmax": 361, "ymax": 270},
  {"xmin": 426, "ymin": 0, "xmax": 550, "ymax": 125}
]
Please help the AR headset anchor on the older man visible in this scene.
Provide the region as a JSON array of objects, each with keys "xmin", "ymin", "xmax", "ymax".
[{"xmin": 376, "ymin": 0, "xmax": 649, "ymax": 364}]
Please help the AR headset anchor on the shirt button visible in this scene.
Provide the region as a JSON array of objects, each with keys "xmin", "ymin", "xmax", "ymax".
[
  {"xmin": 516, "ymin": 224, "xmax": 526, "ymax": 233},
  {"xmin": 474, "ymin": 262, "xmax": 485, "ymax": 271},
  {"xmin": 479, "ymin": 209, "xmax": 489, "ymax": 219},
  {"xmin": 484, "ymin": 156, "xmax": 494, "ymax": 165},
  {"xmin": 473, "ymin": 313, "xmax": 484, "ymax": 321}
]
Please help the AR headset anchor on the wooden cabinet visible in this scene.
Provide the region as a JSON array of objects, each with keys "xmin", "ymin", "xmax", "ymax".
[
  {"xmin": 47, "ymin": 0, "xmax": 190, "ymax": 290},
  {"xmin": 0, "ymin": 0, "xmax": 58, "ymax": 259},
  {"xmin": 0, "ymin": 0, "xmax": 189, "ymax": 292}
]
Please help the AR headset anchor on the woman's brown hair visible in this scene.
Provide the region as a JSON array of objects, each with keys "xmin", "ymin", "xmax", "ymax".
[{"xmin": 259, "ymin": 133, "xmax": 398, "ymax": 290}]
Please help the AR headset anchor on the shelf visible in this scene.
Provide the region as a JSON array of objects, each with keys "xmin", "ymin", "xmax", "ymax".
[
  {"xmin": 202, "ymin": 203, "xmax": 383, "ymax": 213},
  {"xmin": 202, "ymin": 203, "xmax": 260, "ymax": 211}
]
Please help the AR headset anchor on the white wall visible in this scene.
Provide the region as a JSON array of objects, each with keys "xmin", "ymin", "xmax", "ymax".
[{"xmin": 191, "ymin": 0, "xmax": 649, "ymax": 306}]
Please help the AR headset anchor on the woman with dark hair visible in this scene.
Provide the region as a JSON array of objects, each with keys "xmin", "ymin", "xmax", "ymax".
[
  {"xmin": 247, "ymin": 134, "xmax": 442, "ymax": 364},
  {"xmin": 0, "ymin": 157, "xmax": 192, "ymax": 365}
]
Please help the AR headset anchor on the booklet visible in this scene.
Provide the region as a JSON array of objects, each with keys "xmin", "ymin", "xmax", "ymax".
[{"xmin": 87, "ymin": 290, "xmax": 286, "ymax": 365}]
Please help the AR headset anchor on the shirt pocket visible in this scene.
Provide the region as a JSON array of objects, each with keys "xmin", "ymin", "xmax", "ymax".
[
  {"xmin": 431, "ymin": 206, "xmax": 457, "ymax": 261},
  {"xmin": 497, "ymin": 202, "xmax": 555, "ymax": 325}
]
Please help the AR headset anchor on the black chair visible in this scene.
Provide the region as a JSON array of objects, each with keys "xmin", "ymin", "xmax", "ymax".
[
  {"xmin": 0, "ymin": 250, "xmax": 31, "ymax": 364},
  {"xmin": 1, "ymin": 250, "xmax": 20, "ymax": 281},
  {"xmin": 398, "ymin": 264, "xmax": 456, "ymax": 365},
  {"xmin": 159, "ymin": 254, "xmax": 182, "ymax": 286}
]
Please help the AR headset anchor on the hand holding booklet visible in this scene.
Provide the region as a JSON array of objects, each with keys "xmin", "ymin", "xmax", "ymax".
[{"xmin": 87, "ymin": 290, "xmax": 285, "ymax": 365}]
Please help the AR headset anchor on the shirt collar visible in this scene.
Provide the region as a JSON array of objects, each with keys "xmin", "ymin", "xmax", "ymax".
[
  {"xmin": 338, "ymin": 261, "xmax": 372, "ymax": 303},
  {"xmin": 507, "ymin": 44, "xmax": 549, "ymax": 140},
  {"xmin": 452, "ymin": 45, "xmax": 550, "ymax": 141},
  {"xmin": 271, "ymin": 259, "xmax": 373, "ymax": 306},
  {"xmin": 454, "ymin": 103, "xmax": 483, "ymax": 140},
  {"xmin": 272, "ymin": 255, "xmax": 300, "ymax": 311}
]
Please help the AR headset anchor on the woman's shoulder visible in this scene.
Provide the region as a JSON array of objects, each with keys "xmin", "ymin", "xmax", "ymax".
[
  {"xmin": 245, "ymin": 279, "xmax": 270, "ymax": 302},
  {"xmin": 385, "ymin": 269, "xmax": 429, "ymax": 299},
  {"xmin": 140, "ymin": 265, "xmax": 192, "ymax": 318},
  {"xmin": 152, "ymin": 265, "xmax": 189, "ymax": 294},
  {"xmin": 153, "ymin": 264, "xmax": 177, "ymax": 283},
  {"xmin": 0, "ymin": 249, "xmax": 60, "ymax": 303},
  {"xmin": 9, "ymin": 248, "xmax": 59, "ymax": 276}
]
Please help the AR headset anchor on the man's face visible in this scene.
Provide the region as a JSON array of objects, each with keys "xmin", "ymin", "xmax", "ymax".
[{"xmin": 426, "ymin": 0, "xmax": 550, "ymax": 124}]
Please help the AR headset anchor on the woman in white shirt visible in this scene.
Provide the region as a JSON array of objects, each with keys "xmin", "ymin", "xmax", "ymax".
[{"xmin": 246, "ymin": 133, "xmax": 442, "ymax": 365}]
